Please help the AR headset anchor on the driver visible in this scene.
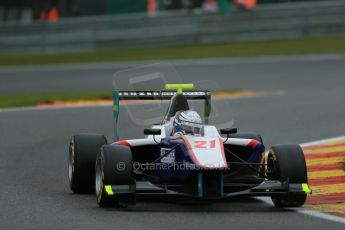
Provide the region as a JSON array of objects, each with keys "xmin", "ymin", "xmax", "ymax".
[{"xmin": 172, "ymin": 110, "xmax": 203, "ymax": 136}]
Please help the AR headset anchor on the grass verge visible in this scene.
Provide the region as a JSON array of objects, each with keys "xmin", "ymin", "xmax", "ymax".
[
  {"xmin": 0, "ymin": 91, "xmax": 112, "ymax": 108},
  {"xmin": 1, "ymin": 36, "xmax": 345, "ymax": 66}
]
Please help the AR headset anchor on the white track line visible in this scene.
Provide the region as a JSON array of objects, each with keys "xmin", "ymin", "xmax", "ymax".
[
  {"xmin": 257, "ymin": 197, "xmax": 345, "ymax": 224},
  {"xmin": 296, "ymin": 209, "xmax": 345, "ymax": 224}
]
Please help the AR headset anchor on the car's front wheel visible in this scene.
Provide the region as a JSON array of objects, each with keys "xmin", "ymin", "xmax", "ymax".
[
  {"xmin": 267, "ymin": 145, "xmax": 308, "ymax": 207},
  {"xmin": 95, "ymin": 144, "xmax": 135, "ymax": 208},
  {"xmin": 68, "ymin": 133, "xmax": 107, "ymax": 193}
]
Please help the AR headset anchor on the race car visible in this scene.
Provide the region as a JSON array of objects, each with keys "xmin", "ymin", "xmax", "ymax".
[{"xmin": 68, "ymin": 84, "xmax": 312, "ymax": 208}]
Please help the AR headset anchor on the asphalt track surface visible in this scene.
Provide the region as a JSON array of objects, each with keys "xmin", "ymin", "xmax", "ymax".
[
  {"xmin": 1, "ymin": 55, "xmax": 345, "ymax": 93},
  {"xmin": 1, "ymin": 55, "xmax": 345, "ymax": 229}
]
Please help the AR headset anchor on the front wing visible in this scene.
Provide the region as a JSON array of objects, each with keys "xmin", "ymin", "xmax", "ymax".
[{"xmin": 103, "ymin": 179, "xmax": 312, "ymax": 200}]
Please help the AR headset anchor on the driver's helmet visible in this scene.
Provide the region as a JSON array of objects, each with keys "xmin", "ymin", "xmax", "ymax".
[{"xmin": 173, "ymin": 110, "xmax": 203, "ymax": 136}]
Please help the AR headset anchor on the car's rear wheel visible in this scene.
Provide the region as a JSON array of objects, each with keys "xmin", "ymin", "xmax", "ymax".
[
  {"xmin": 68, "ymin": 133, "xmax": 107, "ymax": 193},
  {"xmin": 267, "ymin": 145, "xmax": 308, "ymax": 207},
  {"xmin": 95, "ymin": 145, "xmax": 135, "ymax": 208}
]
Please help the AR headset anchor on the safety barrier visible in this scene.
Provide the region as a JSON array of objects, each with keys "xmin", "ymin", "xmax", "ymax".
[{"xmin": 0, "ymin": 0, "xmax": 344, "ymax": 53}]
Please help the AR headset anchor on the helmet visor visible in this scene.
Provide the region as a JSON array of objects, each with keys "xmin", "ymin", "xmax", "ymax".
[{"xmin": 180, "ymin": 121, "xmax": 203, "ymax": 135}]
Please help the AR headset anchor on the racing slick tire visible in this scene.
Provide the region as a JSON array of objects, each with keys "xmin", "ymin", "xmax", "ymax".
[
  {"xmin": 68, "ymin": 133, "xmax": 107, "ymax": 194},
  {"xmin": 229, "ymin": 132, "xmax": 263, "ymax": 144},
  {"xmin": 95, "ymin": 144, "xmax": 135, "ymax": 208},
  {"xmin": 267, "ymin": 145, "xmax": 308, "ymax": 207}
]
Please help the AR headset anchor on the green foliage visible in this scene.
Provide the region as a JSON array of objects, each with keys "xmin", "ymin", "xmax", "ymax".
[{"xmin": 0, "ymin": 36, "xmax": 345, "ymax": 67}]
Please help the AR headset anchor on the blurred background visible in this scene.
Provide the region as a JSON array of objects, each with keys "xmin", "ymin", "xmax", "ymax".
[
  {"xmin": 0, "ymin": 0, "xmax": 331, "ymax": 22},
  {"xmin": 0, "ymin": 0, "xmax": 344, "ymax": 56},
  {"xmin": 0, "ymin": 0, "xmax": 344, "ymax": 106}
]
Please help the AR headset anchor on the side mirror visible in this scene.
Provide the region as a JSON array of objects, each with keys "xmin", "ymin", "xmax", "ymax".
[
  {"xmin": 220, "ymin": 128, "xmax": 237, "ymax": 135},
  {"xmin": 144, "ymin": 129, "xmax": 161, "ymax": 135}
]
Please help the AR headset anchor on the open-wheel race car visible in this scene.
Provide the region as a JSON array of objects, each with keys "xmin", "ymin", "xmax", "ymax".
[{"xmin": 68, "ymin": 84, "xmax": 312, "ymax": 208}]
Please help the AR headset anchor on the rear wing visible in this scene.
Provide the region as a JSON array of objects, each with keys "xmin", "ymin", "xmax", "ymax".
[
  {"xmin": 113, "ymin": 90, "xmax": 211, "ymax": 141},
  {"xmin": 116, "ymin": 91, "xmax": 210, "ymax": 100}
]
